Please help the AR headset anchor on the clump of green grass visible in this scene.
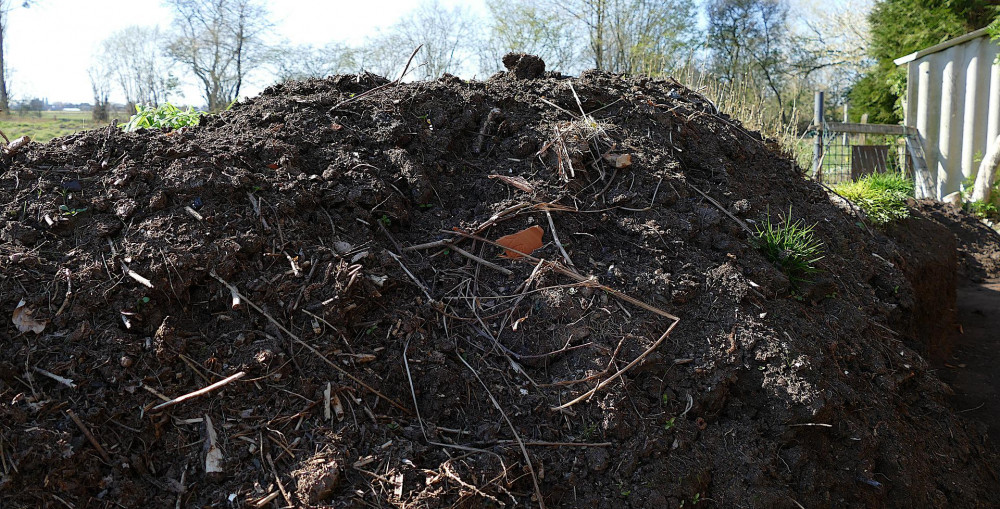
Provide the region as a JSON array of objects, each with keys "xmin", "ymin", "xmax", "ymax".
[
  {"xmin": 754, "ymin": 210, "xmax": 825, "ymax": 280},
  {"xmin": 120, "ymin": 103, "xmax": 205, "ymax": 132},
  {"xmin": 967, "ymin": 200, "xmax": 1000, "ymax": 220},
  {"xmin": 833, "ymin": 172, "xmax": 914, "ymax": 226}
]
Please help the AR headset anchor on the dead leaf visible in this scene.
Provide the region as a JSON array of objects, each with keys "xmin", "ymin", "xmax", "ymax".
[
  {"xmin": 12, "ymin": 299, "xmax": 46, "ymax": 334},
  {"xmin": 496, "ymin": 225, "xmax": 544, "ymax": 259},
  {"xmin": 489, "ymin": 174, "xmax": 534, "ymax": 193},
  {"xmin": 603, "ymin": 153, "xmax": 632, "ymax": 168}
]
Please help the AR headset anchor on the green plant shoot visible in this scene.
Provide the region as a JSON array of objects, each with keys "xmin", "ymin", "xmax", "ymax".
[{"xmin": 120, "ymin": 103, "xmax": 205, "ymax": 132}]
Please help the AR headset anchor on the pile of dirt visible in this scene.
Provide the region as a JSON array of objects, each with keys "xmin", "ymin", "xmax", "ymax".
[
  {"xmin": 2, "ymin": 60, "xmax": 998, "ymax": 507},
  {"xmin": 913, "ymin": 200, "xmax": 1000, "ymax": 282},
  {"xmin": 899, "ymin": 200, "xmax": 1000, "ymax": 454},
  {"xmin": 883, "ymin": 206, "xmax": 958, "ymax": 360}
]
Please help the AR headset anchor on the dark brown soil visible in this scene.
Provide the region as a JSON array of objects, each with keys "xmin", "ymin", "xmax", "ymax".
[
  {"xmin": 1, "ymin": 69, "xmax": 998, "ymax": 508},
  {"xmin": 914, "ymin": 200, "xmax": 1000, "ymax": 282},
  {"xmin": 884, "ymin": 209, "xmax": 957, "ymax": 361},
  {"xmin": 907, "ymin": 201, "xmax": 1000, "ymax": 456},
  {"xmin": 943, "ymin": 280, "xmax": 1000, "ymax": 445}
]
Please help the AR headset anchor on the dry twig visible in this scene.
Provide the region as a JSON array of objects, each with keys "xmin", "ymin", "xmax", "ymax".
[
  {"xmin": 688, "ymin": 184, "xmax": 751, "ymax": 234},
  {"xmin": 66, "ymin": 410, "xmax": 111, "ymax": 463},
  {"xmin": 331, "ymin": 44, "xmax": 422, "ymax": 111},
  {"xmin": 267, "ymin": 452, "xmax": 294, "ymax": 507},
  {"xmin": 552, "ymin": 319, "xmax": 679, "ymax": 410},
  {"xmin": 208, "ymin": 270, "xmax": 410, "ymax": 414},
  {"xmin": 457, "ymin": 354, "xmax": 546, "ymax": 509},
  {"xmin": 153, "ymin": 372, "xmax": 246, "ymax": 411},
  {"xmin": 33, "ymin": 367, "xmax": 76, "ymax": 389},
  {"xmin": 122, "ymin": 263, "xmax": 154, "ymax": 288},
  {"xmin": 451, "ymin": 245, "xmax": 513, "ymax": 276},
  {"xmin": 544, "ymin": 210, "xmax": 576, "ymax": 270}
]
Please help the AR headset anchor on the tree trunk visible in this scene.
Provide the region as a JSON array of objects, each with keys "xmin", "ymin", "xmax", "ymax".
[
  {"xmin": 971, "ymin": 134, "xmax": 1000, "ymax": 203},
  {"xmin": 0, "ymin": 15, "xmax": 8, "ymax": 114}
]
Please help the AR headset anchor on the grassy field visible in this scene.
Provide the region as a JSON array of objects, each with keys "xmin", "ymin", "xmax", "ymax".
[{"xmin": 0, "ymin": 111, "xmax": 108, "ymax": 143}]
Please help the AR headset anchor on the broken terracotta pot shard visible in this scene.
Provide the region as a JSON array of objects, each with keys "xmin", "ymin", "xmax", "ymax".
[{"xmin": 496, "ymin": 225, "xmax": 545, "ymax": 259}]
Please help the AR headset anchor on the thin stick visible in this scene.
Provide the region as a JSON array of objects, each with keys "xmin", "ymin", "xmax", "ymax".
[
  {"xmin": 208, "ymin": 270, "xmax": 410, "ymax": 414},
  {"xmin": 331, "ymin": 44, "xmax": 422, "ymax": 110},
  {"xmin": 122, "ymin": 263, "xmax": 154, "ymax": 288},
  {"xmin": 66, "ymin": 409, "xmax": 111, "ymax": 462},
  {"xmin": 688, "ymin": 184, "xmax": 752, "ymax": 234},
  {"xmin": 499, "ymin": 440, "xmax": 612, "ymax": 447},
  {"xmin": 386, "ymin": 251, "xmax": 434, "ymax": 301},
  {"xmin": 153, "ymin": 372, "xmax": 246, "ymax": 411},
  {"xmin": 141, "ymin": 383, "xmax": 172, "ymax": 402},
  {"xmin": 174, "ymin": 464, "xmax": 187, "ymax": 509},
  {"xmin": 54, "ymin": 269, "xmax": 72, "ymax": 317},
  {"xmin": 544, "ymin": 210, "xmax": 575, "ymax": 269},
  {"xmin": 254, "ymin": 492, "xmax": 280, "ymax": 508},
  {"xmin": 538, "ymin": 97, "xmax": 579, "ymax": 119},
  {"xmin": 552, "ymin": 319, "xmax": 679, "ymax": 411},
  {"xmin": 402, "ymin": 239, "xmax": 452, "ymax": 252},
  {"xmin": 403, "ymin": 337, "xmax": 428, "ymax": 441},
  {"xmin": 33, "ymin": 367, "xmax": 76, "ymax": 389},
  {"xmin": 267, "ymin": 452, "xmax": 293, "ymax": 507},
  {"xmin": 457, "ymin": 354, "xmax": 546, "ymax": 509},
  {"xmin": 568, "ymin": 83, "xmax": 587, "ymax": 117},
  {"xmin": 446, "ymin": 229, "xmax": 678, "ymax": 321},
  {"xmin": 451, "ymin": 245, "xmax": 513, "ymax": 276}
]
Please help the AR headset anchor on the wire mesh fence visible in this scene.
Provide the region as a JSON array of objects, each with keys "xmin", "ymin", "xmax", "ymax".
[{"xmin": 808, "ymin": 128, "xmax": 912, "ymax": 185}]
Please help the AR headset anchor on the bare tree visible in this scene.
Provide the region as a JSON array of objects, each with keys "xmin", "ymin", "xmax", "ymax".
[
  {"xmin": 480, "ymin": 0, "xmax": 581, "ymax": 74},
  {"xmin": 88, "ymin": 65, "xmax": 111, "ymax": 122},
  {"xmin": 266, "ymin": 42, "xmax": 357, "ymax": 82},
  {"xmin": 482, "ymin": 0, "xmax": 699, "ymax": 76},
  {"xmin": 100, "ymin": 26, "xmax": 178, "ymax": 112},
  {"xmin": 360, "ymin": 0, "xmax": 479, "ymax": 79},
  {"xmin": 787, "ymin": 0, "xmax": 873, "ymax": 100},
  {"xmin": 166, "ymin": 0, "xmax": 270, "ymax": 111},
  {"xmin": 708, "ymin": 0, "xmax": 792, "ymax": 120},
  {"xmin": 0, "ymin": 0, "xmax": 36, "ymax": 114},
  {"xmin": 558, "ymin": 0, "xmax": 700, "ymax": 75}
]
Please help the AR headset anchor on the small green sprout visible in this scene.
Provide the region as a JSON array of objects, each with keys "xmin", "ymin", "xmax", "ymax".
[{"xmin": 58, "ymin": 205, "xmax": 88, "ymax": 216}]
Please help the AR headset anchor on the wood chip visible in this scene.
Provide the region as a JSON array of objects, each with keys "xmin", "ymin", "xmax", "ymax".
[
  {"xmin": 204, "ymin": 414, "xmax": 223, "ymax": 474},
  {"xmin": 489, "ymin": 174, "xmax": 534, "ymax": 193}
]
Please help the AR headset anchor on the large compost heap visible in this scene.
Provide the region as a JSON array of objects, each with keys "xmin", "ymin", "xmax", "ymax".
[{"xmin": 1, "ymin": 58, "xmax": 997, "ymax": 508}]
